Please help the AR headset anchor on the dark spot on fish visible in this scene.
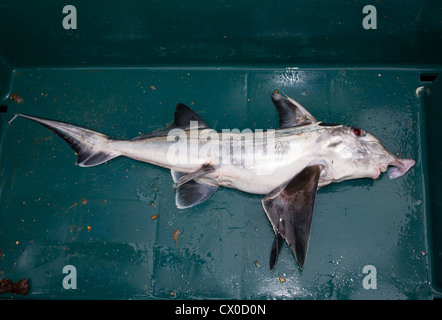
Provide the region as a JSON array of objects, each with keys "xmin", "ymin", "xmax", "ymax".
[
  {"xmin": 327, "ymin": 141, "xmax": 342, "ymax": 148},
  {"xmin": 318, "ymin": 122, "xmax": 340, "ymax": 127}
]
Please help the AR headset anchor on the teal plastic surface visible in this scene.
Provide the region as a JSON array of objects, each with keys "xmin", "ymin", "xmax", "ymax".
[
  {"xmin": 0, "ymin": 54, "xmax": 11, "ymax": 99},
  {"xmin": 0, "ymin": 0, "xmax": 441, "ymax": 68},
  {"xmin": 0, "ymin": 1, "xmax": 441, "ymax": 300},
  {"xmin": 424, "ymin": 76, "xmax": 442, "ymax": 294}
]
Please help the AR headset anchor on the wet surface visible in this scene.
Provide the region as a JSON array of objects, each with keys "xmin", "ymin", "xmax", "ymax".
[{"xmin": 0, "ymin": 67, "xmax": 436, "ymax": 299}]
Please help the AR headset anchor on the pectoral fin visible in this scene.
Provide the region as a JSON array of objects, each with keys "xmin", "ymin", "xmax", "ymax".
[
  {"xmin": 262, "ymin": 165, "xmax": 321, "ymax": 270},
  {"xmin": 269, "ymin": 233, "xmax": 284, "ymax": 270}
]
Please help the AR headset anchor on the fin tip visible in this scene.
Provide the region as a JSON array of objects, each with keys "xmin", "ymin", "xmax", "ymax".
[{"xmin": 8, "ymin": 113, "xmax": 22, "ymax": 125}]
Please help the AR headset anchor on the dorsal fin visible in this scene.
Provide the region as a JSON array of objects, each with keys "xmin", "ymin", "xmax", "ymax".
[
  {"xmin": 131, "ymin": 103, "xmax": 209, "ymax": 141},
  {"xmin": 174, "ymin": 103, "xmax": 209, "ymax": 130},
  {"xmin": 271, "ymin": 91, "xmax": 317, "ymax": 128}
]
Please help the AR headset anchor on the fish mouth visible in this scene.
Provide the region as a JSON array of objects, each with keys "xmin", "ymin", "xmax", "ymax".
[
  {"xmin": 386, "ymin": 158, "xmax": 416, "ymax": 179},
  {"xmin": 369, "ymin": 163, "xmax": 385, "ymax": 180}
]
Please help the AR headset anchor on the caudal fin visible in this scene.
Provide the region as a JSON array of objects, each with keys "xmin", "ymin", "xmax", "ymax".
[{"xmin": 9, "ymin": 114, "xmax": 120, "ymax": 167}]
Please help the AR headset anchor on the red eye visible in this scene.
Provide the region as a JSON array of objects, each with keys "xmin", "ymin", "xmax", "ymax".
[{"xmin": 352, "ymin": 128, "xmax": 362, "ymax": 136}]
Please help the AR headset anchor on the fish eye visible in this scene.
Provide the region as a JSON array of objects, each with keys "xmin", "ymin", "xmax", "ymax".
[{"xmin": 350, "ymin": 127, "xmax": 365, "ymax": 137}]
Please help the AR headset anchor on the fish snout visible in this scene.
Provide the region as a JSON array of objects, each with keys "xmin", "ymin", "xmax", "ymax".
[{"xmin": 387, "ymin": 158, "xmax": 415, "ymax": 179}]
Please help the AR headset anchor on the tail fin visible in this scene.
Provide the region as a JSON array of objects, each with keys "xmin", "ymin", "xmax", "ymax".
[{"xmin": 9, "ymin": 114, "xmax": 120, "ymax": 167}]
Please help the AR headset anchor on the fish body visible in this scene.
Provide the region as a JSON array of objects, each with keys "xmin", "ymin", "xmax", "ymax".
[
  {"xmin": 114, "ymin": 124, "xmax": 327, "ymax": 194},
  {"xmin": 111, "ymin": 122, "xmax": 405, "ymax": 193},
  {"xmin": 9, "ymin": 91, "xmax": 415, "ymax": 270}
]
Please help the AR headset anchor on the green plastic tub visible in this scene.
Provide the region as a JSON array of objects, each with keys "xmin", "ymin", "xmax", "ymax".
[{"xmin": 0, "ymin": 0, "xmax": 441, "ymax": 299}]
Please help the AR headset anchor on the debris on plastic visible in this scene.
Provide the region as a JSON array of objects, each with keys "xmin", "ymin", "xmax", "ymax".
[
  {"xmin": 10, "ymin": 93, "xmax": 24, "ymax": 104},
  {"xmin": 172, "ymin": 229, "xmax": 180, "ymax": 244},
  {"xmin": 0, "ymin": 278, "xmax": 30, "ymax": 295}
]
